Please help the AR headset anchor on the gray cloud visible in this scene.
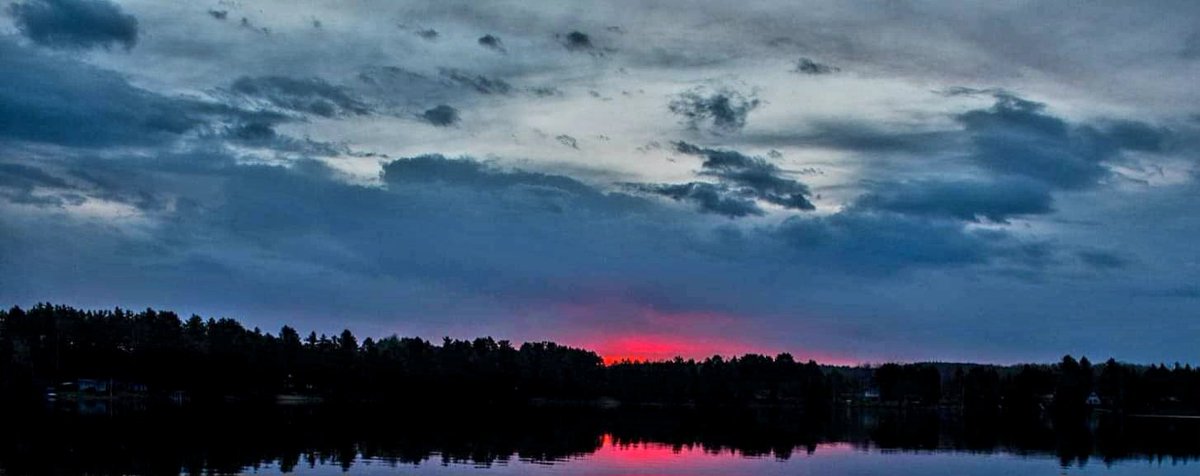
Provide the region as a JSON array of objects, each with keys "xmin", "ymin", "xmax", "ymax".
[
  {"xmin": 561, "ymin": 30, "xmax": 593, "ymax": 52},
  {"xmin": 2, "ymin": 0, "xmax": 1199, "ymax": 361},
  {"xmin": 356, "ymin": 66, "xmax": 449, "ymax": 102},
  {"xmin": 229, "ymin": 76, "xmax": 373, "ymax": 118},
  {"xmin": 555, "ymin": 134, "xmax": 579, "ymax": 149},
  {"xmin": 238, "ymin": 17, "xmax": 270, "ymax": 35},
  {"xmin": 668, "ymin": 86, "xmax": 761, "ymax": 133},
  {"xmin": 676, "ymin": 141, "xmax": 814, "ymax": 210},
  {"xmin": 0, "ymin": 40, "xmax": 277, "ymax": 148},
  {"xmin": 630, "ymin": 142, "xmax": 814, "ymax": 216},
  {"xmin": 8, "ymin": 0, "xmax": 138, "ymax": 50},
  {"xmin": 420, "ymin": 104, "xmax": 460, "ymax": 127},
  {"xmin": 528, "ymin": 86, "xmax": 562, "ymax": 97},
  {"xmin": 478, "ymin": 34, "xmax": 505, "ymax": 52},
  {"xmin": 222, "ymin": 121, "xmax": 349, "ymax": 157},
  {"xmin": 0, "ymin": 132, "xmax": 1131, "ymax": 361},
  {"xmin": 853, "ymin": 177, "xmax": 1053, "ymax": 222},
  {"xmin": 1077, "ymin": 250, "xmax": 1128, "ymax": 270},
  {"xmin": 744, "ymin": 123, "xmax": 954, "ymax": 155},
  {"xmin": 629, "ymin": 182, "xmax": 762, "ymax": 218},
  {"xmin": 749, "ymin": 91, "xmax": 1172, "ymax": 228},
  {"xmin": 1182, "ymin": 32, "xmax": 1200, "ymax": 59},
  {"xmin": 957, "ymin": 91, "xmax": 1168, "ymax": 189},
  {"xmin": 415, "ymin": 28, "xmax": 439, "ymax": 41},
  {"xmin": 381, "ymin": 155, "xmax": 603, "ymax": 198},
  {"xmin": 793, "ymin": 57, "xmax": 839, "ymax": 75},
  {"xmin": 0, "ymin": 162, "xmax": 79, "ymax": 206},
  {"xmin": 438, "ymin": 68, "xmax": 514, "ymax": 95},
  {"xmin": 2, "ymin": 149, "xmax": 1044, "ymax": 304},
  {"xmin": 774, "ymin": 212, "xmax": 1011, "ymax": 274}
]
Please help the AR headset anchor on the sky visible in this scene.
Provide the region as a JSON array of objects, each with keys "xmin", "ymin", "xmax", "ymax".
[{"xmin": 1, "ymin": 0, "xmax": 1198, "ymax": 364}]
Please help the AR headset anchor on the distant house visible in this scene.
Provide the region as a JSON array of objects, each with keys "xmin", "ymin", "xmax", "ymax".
[
  {"xmin": 169, "ymin": 390, "xmax": 189, "ymax": 405},
  {"xmin": 77, "ymin": 379, "xmax": 110, "ymax": 394},
  {"xmin": 863, "ymin": 389, "xmax": 881, "ymax": 402}
]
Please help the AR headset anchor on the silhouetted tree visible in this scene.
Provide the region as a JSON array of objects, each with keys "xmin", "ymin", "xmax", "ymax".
[{"xmin": 1, "ymin": 304, "xmax": 1196, "ymax": 415}]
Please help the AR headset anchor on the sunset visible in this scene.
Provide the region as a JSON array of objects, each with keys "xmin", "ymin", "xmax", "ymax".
[{"xmin": 2, "ymin": 0, "xmax": 1199, "ymax": 474}]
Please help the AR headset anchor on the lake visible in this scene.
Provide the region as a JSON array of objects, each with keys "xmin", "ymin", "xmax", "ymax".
[{"xmin": 2, "ymin": 405, "xmax": 1197, "ymax": 475}]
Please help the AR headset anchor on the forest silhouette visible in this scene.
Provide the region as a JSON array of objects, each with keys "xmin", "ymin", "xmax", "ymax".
[{"xmin": 3, "ymin": 303, "xmax": 1199, "ymax": 416}]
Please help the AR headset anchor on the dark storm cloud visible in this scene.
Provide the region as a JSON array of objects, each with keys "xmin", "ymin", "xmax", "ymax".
[
  {"xmin": 8, "ymin": 0, "xmax": 138, "ymax": 50},
  {"xmin": 438, "ymin": 68, "xmax": 514, "ymax": 95},
  {"xmin": 956, "ymin": 91, "xmax": 1168, "ymax": 189},
  {"xmin": 1077, "ymin": 250, "xmax": 1128, "ymax": 270},
  {"xmin": 1182, "ymin": 32, "xmax": 1200, "ymax": 59},
  {"xmin": 775, "ymin": 213, "xmax": 981, "ymax": 269},
  {"xmin": 1139, "ymin": 286, "xmax": 1200, "ymax": 299},
  {"xmin": 0, "ymin": 152, "xmax": 631, "ymax": 325},
  {"xmin": 528, "ymin": 86, "xmax": 562, "ymax": 97},
  {"xmin": 555, "ymin": 134, "xmax": 579, "ymax": 149},
  {"xmin": 668, "ymin": 86, "xmax": 761, "ymax": 133},
  {"xmin": 751, "ymin": 91, "xmax": 1169, "ymax": 180},
  {"xmin": 631, "ymin": 142, "xmax": 814, "ymax": 217},
  {"xmin": 0, "ymin": 0, "xmax": 1191, "ymax": 364},
  {"xmin": 793, "ymin": 57, "xmax": 839, "ymax": 75},
  {"xmin": 747, "ymin": 91, "xmax": 1171, "ymax": 228},
  {"xmin": 381, "ymin": 155, "xmax": 602, "ymax": 198},
  {"xmin": 0, "ymin": 40, "xmax": 277, "ymax": 148},
  {"xmin": 357, "ymin": 66, "xmax": 446, "ymax": 97},
  {"xmin": 629, "ymin": 182, "xmax": 763, "ymax": 218},
  {"xmin": 675, "ymin": 141, "xmax": 814, "ymax": 210},
  {"xmin": 478, "ymin": 34, "xmax": 505, "ymax": 52},
  {"xmin": 225, "ymin": 121, "xmax": 277, "ymax": 142},
  {"xmin": 1, "ymin": 148, "xmax": 1045, "ymax": 314},
  {"xmin": 415, "ymin": 28, "xmax": 438, "ymax": 41},
  {"xmin": 853, "ymin": 177, "xmax": 1053, "ymax": 222},
  {"xmin": 229, "ymin": 76, "xmax": 373, "ymax": 118},
  {"xmin": 0, "ymin": 38, "xmax": 349, "ymax": 163},
  {"xmin": 745, "ymin": 123, "xmax": 954, "ymax": 154},
  {"xmin": 561, "ymin": 30, "xmax": 593, "ymax": 51},
  {"xmin": 238, "ymin": 17, "xmax": 269, "ymax": 35},
  {"xmin": 420, "ymin": 105, "xmax": 460, "ymax": 127},
  {"xmin": 222, "ymin": 121, "xmax": 349, "ymax": 157},
  {"xmin": 0, "ymin": 162, "xmax": 79, "ymax": 206},
  {"xmin": 0, "ymin": 162, "xmax": 70, "ymax": 190}
]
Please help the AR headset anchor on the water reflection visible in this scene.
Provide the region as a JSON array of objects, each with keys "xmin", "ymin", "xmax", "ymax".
[{"xmin": 1, "ymin": 405, "xmax": 1198, "ymax": 475}]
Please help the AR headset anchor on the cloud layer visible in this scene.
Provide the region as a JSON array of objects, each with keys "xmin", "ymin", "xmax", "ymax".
[
  {"xmin": 8, "ymin": 0, "xmax": 138, "ymax": 50},
  {"xmin": 1, "ymin": 0, "xmax": 1198, "ymax": 364}
]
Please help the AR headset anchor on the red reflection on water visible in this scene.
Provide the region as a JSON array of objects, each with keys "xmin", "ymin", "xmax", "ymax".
[{"xmin": 575, "ymin": 434, "xmax": 859, "ymax": 474}]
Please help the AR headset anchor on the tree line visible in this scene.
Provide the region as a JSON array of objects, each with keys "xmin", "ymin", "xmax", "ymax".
[{"xmin": 2, "ymin": 304, "xmax": 1198, "ymax": 415}]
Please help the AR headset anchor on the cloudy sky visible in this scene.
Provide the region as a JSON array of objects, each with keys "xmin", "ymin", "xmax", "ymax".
[{"xmin": 1, "ymin": 0, "xmax": 1198, "ymax": 364}]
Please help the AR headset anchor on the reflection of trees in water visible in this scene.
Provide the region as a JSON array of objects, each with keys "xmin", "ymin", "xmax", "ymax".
[{"xmin": 1, "ymin": 406, "xmax": 1199, "ymax": 475}]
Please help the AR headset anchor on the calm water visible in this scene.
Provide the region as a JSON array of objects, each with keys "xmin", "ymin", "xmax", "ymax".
[{"xmin": 3, "ymin": 405, "xmax": 1198, "ymax": 475}]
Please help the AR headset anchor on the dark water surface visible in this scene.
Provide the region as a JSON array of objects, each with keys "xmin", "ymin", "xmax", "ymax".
[{"xmin": 3, "ymin": 405, "xmax": 1198, "ymax": 475}]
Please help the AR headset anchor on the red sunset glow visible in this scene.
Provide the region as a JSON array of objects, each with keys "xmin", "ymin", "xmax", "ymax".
[
  {"xmin": 548, "ymin": 303, "xmax": 857, "ymax": 365},
  {"xmin": 590, "ymin": 335, "xmax": 759, "ymax": 365},
  {"xmin": 572, "ymin": 332, "xmax": 858, "ymax": 366}
]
